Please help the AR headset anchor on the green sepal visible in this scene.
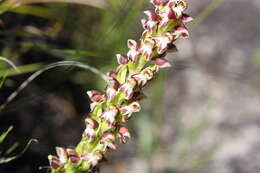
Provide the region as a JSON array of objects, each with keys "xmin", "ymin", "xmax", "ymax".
[
  {"xmin": 91, "ymin": 103, "xmax": 103, "ymax": 120},
  {"xmin": 127, "ymin": 62, "xmax": 136, "ymax": 75},
  {"xmin": 116, "ymin": 65, "xmax": 128, "ymax": 84},
  {"xmin": 81, "ymin": 160, "xmax": 91, "ymax": 171}
]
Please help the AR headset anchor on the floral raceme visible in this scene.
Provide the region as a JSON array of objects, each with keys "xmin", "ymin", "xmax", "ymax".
[{"xmin": 47, "ymin": 0, "xmax": 192, "ymax": 172}]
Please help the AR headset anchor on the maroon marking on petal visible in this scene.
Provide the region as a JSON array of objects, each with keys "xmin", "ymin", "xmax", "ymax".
[
  {"xmin": 168, "ymin": 8, "xmax": 177, "ymax": 20},
  {"xmin": 116, "ymin": 54, "xmax": 128, "ymax": 65},
  {"xmin": 127, "ymin": 39, "xmax": 137, "ymax": 49},
  {"xmin": 106, "ymin": 71, "xmax": 117, "ymax": 79},
  {"xmin": 67, "ymin": 149, "xmax": 80, "ymax": 163},
  {"xmin": 144, "ymin": 10, "xmax": 159, "ymax": 21}
]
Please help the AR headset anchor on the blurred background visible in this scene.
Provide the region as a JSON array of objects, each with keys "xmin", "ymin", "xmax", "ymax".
[{"xmin": 0, "ymin": 0, "xmax": 260, "ymax": 172}]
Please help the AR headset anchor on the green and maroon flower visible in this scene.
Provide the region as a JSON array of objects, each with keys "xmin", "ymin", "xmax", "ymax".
[{"xmin": 47, "ymin": 0, "xmax": 192, "ymax": 172}]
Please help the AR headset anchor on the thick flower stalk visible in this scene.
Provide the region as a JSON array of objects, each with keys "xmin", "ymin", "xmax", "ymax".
[{"xmin": 47, "ymin": 0, "xmax": 192, "ymax": 172}]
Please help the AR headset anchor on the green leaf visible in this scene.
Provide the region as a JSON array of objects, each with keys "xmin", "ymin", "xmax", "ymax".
[
  {"xmin": 0, "ymin": 126, "xmax": 13, "ymax": 144},
  {"xmin": 4, "ymin": 142, "xmax": 19, "ymax": 155},
  {"xmin": 0, "ymin": 72, "xmax": 8, "ymax": 89},
  {"xmin": 0, "ymin": 139, "xmax": 37, "ymax": 164}
]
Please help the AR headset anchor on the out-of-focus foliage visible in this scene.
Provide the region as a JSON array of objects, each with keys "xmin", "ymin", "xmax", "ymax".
[{"xmin": 0, "ymin": 126, "xmax": 36, "ymax": 164}]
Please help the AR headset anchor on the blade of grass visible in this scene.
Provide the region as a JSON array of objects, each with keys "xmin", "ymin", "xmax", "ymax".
[
  {"xmin": 11, "ymin": 0, "xmax": 107, "ymax": 9},
  {"xmin": 0, "ymin": 56, "xmax": 19, "ymax": 72},
  {"xmin": 0, "ymin": 139, "xmax": 37, "ymax": 164},
  {"xmin": 0, "ymin": 61, "xmax": 108, "ymax": 111},
  {"xmin": 0, "ymin": 126, "xmax": 13, "ymax": 144},
  {"xmin": 9, "ymin": 5, "xmax": 54, "ymax": 18},
  {"xmin": 4, "ymin": 142, "xmax": 19, "ymax": 155},
  {"xmin": 0, "ymin": 63, "xmax": 43, "ymax": 77},
  {"xmin": 0, "ymin": 72, "xmax": 8, "ymax": 88},
  {"xmin": 189, "ymin": 0, "xmax": 226, "ymax": 28}
]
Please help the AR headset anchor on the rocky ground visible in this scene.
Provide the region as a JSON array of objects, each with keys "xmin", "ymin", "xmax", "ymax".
[{"xmin": 101, "ymin": 0, "xmax": 260, "ymax": 173}]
